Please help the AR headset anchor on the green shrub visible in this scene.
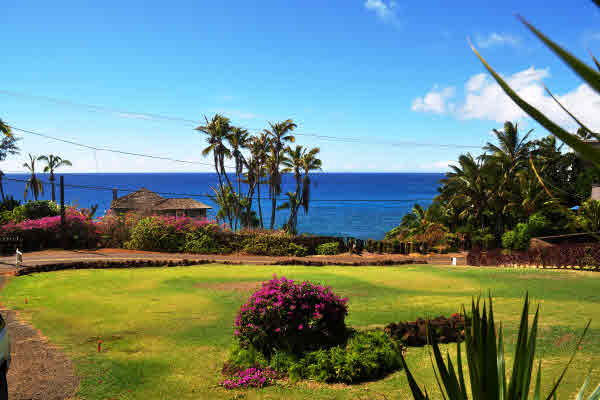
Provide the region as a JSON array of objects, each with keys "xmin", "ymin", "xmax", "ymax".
[
  {"xmin": 315, "ymin": 242, "xmax": 340, "ymax": 255},
  {"xmin": 0, "ymin": 210, "xmax": 13, "ymax": 225},
  {"xmin": 223, "ymin": 341, "xmax": 268, "ymax": 374},
  {"xmin": 0, "ymin": 195, "xmax": 21, "ymax": 213},
  {"xmin": 289, "ymin": 330, "xmax": 403, "ymax": 383},
  {"xmin": 183, "ymin": 229, "xmax": 220, "ymax": 254},
  {"xmin": 241, "ymin": 233, "xmax": 303, "ymax": 256},
  {"xmin": 501, "ymin": 230, "xmax": 517, "ymax": 250},
  {"xmin": 527, "ymin": 213, "xmax": 550, "ymax": 237},
  {"xmin": 287, "ymin": 242, "xmax": 308, "ymax": 257},
  {"xmin": 125, "ymin": 217, "xmax": 184, "ymax": 251},
  {"xmin": 21, "ymin": 200, "xmax": 60, "ymax": 221}
]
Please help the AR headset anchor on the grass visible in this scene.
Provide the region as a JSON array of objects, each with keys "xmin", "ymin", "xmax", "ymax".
[{"xmin": 1, "ymin": 264, "xmax": 599, "ymax": 399}]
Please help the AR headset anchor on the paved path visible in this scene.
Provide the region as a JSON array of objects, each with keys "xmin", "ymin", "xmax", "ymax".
[{"xmin": 0, "ymin": 248, "xmax": 467, "ymax": 274}]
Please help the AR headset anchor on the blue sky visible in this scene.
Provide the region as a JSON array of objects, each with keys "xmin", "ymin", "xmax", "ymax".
[{"xmin": 1, "ymin": 0, "xmax": 600, "ymax": 173}]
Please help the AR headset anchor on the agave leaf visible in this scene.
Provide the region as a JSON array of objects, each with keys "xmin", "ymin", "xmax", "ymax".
[
  {"xmin": 507, "ymin": 293, "xmax": 530, "ymax": 400},
  {"xmin": 470, "ymin": 42, "xmax": 600, "ymax": 168},
  {"xmin": 533, "ymin": 361, "xmax": 542, "ymax": 400},
  {"xmin": 587, "ymin": 382, "xmax": 600, "ymax": 400},
  {"xmin": 588, "ymin": 49, "xmax": 600, "ymax": 72},
  {"xmin": 543, "ymin": 85, "xmax": 600, "ymax": 141},
  {"xmin": 456, "ymin": 338, "xmax": 467, "ymax": 399},
  {"xmin": 517, "ymin": 15, "xmax": 600, "ymax": 95},
  {"xmin": 486, "ymin": 295, "xmax": 500, "ymax": 400},
  {"xmin": 428, "ymin": 327, "xmax": 450, "ymax": 400},
  {"xmin": 524, "ymin": 306, "xmax": 540, "ymax": 399},
  {"xmin": 498, "ymin": 324, "xmax": 507, "ymax": 400},
  {"xmin": 576, "ymin": 373, "xmax": 591, "ymax": 400},
  {"xmin": 400, "ymin": 352, "xmax": 430, "ymax": 400},
  {"xmin": 544, "ymin": 320, "xmax": 592, "ymax": 400}
]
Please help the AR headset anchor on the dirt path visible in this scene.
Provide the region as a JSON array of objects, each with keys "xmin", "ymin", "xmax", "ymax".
[
  {"xmin": 0, "ymin": 277, "xmax": 79, "ymax": 400},
  {"xmin": 0, "ymin": 248, "xmax": 466, "ymax": 274}
]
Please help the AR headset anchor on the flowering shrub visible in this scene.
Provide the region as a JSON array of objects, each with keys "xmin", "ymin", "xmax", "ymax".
[
  {"xmin": 0, "ymin": 207, "xmax": 98, "ymax": 250},
  {"xmin": 240, "ymin": 232, "xmax": 309, "ymax": 256},
  {"xmin": 124, "ymin": 215, "xmax": 215, "ymax": 252},
  {"xmin": 235, "ymin": 275, "xmax": 349, "ymax": 357},
  {"xmin": 220, "ymin": 367, "xmax": 278, "ymax": 389},
  {"xmin": 95, "ymin": 211, "xmax": 143, "ymax": 248}
]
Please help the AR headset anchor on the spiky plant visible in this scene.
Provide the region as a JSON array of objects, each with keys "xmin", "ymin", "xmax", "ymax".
[{"xmin": 400, "ymin": 295, "xmax": 597, "ymax": 399}]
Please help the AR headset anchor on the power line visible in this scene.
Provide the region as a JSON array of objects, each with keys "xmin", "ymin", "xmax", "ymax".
[
  {"xmin": 3, "ymin": 177, "xmax": 435, "ymax": 203},
  {"xmin": 1, "ymin": 89, "xmax": 483, "ymax": 149},
  {"xmin": 9, "ymin": 125, "xmax": 237, "ymax": 170}
]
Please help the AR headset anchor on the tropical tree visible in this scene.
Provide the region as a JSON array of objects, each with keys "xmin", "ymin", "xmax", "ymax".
[
  {"xmin": 0, "ymin": 119, "xmax": 13, "ymax": 138},
  {"xmin": 227, "ymin": 127, "xmax": 250, "ymax": 230},
  {"xmin": 0, "ymin": 133, "xmax": 20, "ymax": 201},
  {"xmin": 265, "ymin": 119, "xmax": 297, "ymax": 229},
  {"xmin": 249, "ymin": 133, "xmax": 270, "ymax": 229},
  {"xmin": 23, "ymin": 154, "xmax": 44, "ymax": 201},
  {"xmin": 196, "ymin": 114, "xmax": 233, "ymax": 193},
  {"xmin": 38, "ymin": 154, "xmax": 72, "ymax": 202}
]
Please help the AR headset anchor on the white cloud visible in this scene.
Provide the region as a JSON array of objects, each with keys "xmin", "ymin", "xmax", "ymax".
[
  {"xmin": 475, "ymin": 32, "xmax": 520, "ymax": 48},
  {"xmin": 364, "ymin": 0, "xmax": 399, "ymax": 25},
  {"xmin": 412, "ymin": 66, "xmax": 600, "ymax": 132},
  {"xmin": 411, "ymin": 86, "xmax": 456, "ymax": 114},
  {"xmin": 117, "ymin": 112, "xmax": 155, "ymax": 120}
]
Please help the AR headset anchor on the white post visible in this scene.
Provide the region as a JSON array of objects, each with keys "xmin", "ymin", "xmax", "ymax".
[
  {"xmin": 452, "ymin": 257, "xmax": 457, "ymax": 266},
  {"xmin": 15, "ymin": 248, "xmax": 23, "ymax": 267}
]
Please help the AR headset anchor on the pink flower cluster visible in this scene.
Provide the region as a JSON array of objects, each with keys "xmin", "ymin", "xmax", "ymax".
[
  {"xmin": 147, "ymin": 215, "xmax": 214, "ymax": 232},
  {"xmin": 220, "ymin": 367, "xmax": 277, "ymax": 389},
  {"xmin": 235, "ymin": 275, "xmax": 348, "ymax": 355},
  {"xmin": 0, "ymin": 208, "xmax": 91, "ymax": 232}
]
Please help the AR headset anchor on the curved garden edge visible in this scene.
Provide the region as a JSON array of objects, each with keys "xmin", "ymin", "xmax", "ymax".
[
  {"xmin": 0, "ymin": 276, "xmax": 80, "ymax": 400},
  {"xmin": 11, "ymin": 257, "xmax": 426, "ymax": 277}
]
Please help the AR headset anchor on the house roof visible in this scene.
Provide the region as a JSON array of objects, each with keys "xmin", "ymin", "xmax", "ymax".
[
  {"xmin": 110, "ymin": 188, "xmax": 165, "ymax": 210},
  {"xmin": 153, "ymin": 198, "xmax": 212, "ymax": 210},
  {"xmin": 110, "ymin": 188, "xmax": 211, "ymax": 211}
]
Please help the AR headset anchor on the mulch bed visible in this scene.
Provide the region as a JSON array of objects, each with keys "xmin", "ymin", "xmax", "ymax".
[{"xmin": 0, "ymin": 278, "xmax": 79, "ymax": 400}]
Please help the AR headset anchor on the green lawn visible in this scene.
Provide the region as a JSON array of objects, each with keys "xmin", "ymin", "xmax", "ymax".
[{"xmin": 1, "ymin": 265, "xmax": 599, "ymax": 399}]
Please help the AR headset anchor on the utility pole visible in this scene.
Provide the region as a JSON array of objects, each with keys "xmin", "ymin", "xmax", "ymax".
[{"xmin": 60, "ymin": 176, "xmax": 65, "ymax": 247}]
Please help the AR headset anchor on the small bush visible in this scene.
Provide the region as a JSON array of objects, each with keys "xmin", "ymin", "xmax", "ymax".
[
  {"xmin": 288, "ymin": 330, "xmax": 404, "ymax": 383},
  {"xmin": 501, "ymin": 230, "xmax": 517, "ymax": 250},
  {"xmin": 287, "ymin": 242, "xmax": 308, "ymax": 257},
  {"xmin": 125, "ymin": 217, "xmax": 184, "ymax": 251},
  {"xmin": 316, "ymin": 242, "xmax": 340, "ymax": 255},
  {"xmin": 0, "ymin": 195, "xmax": 21, "ymax": 213},
  {"xmin": 235, "ymin": 275, "xmax": 349, "ymax": 358},
  {"xmin": 241, "ymin": 232, "xmax": 305, "ymax": 256}
]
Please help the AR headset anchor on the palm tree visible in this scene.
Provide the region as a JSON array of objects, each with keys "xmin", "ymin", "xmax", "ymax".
[
  {"xmin": 483, "ymin": 122, "xmax": 534, "ymax": 177},
  {"xmin": 196, "ymin": 114, "xmax": 233, "ymax": 193},
  {"xmin": 249, "ymin": 133, "xmax": 270, "ymax": 229},
  {"xmin": 227, "ymin": 127, "xmax": 250, "ymax": 230},
  {"xmin": 0, "ymin": 119, "xmax": 13, "ymax": 138},
  {"xmin": 38, "ymin": 154, "xmax": 72, "ymax": 202},
  {"xmin": 0, "ymin": 131, "xmax": 20, "ymax": 201},
  {"xmin": 23, "ymin": 154, "xmax": 44, "ymax": 201},
  {"xmin": 440, "ymin": 153, "xmax": 489, "ymax": 230},
  {"xmin": 300, "ymin": 147, "xmax": 322, "ymax": 215},
  {"xmin": 265, "ymin": 119, "xmax": 297, "ymax": 229}
]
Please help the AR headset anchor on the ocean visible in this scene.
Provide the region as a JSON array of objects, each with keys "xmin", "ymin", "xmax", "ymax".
[{"xmin": 3, "ymin": 173, "xmax": 444, "ymax": 240}]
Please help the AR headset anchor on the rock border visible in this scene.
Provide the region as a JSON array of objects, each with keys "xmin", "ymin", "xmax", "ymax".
[{"xmin": 12, "ymin": 258, "xmax": 426, "ymax": 276}]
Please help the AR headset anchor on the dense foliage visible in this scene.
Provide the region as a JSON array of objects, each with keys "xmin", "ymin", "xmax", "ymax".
[
  {"xmin": 315, "ymin": 242, "xmax": 341, "ymax": 255},
  {"xmin": 234, "ymin": 275, "xmax": 349, "ymax": 357},
  {"xmin": 288, "ymin": 330, "xmax": 403, "ymax": 383},
  {"xmin": 387, "ymin": 123, "xmax": 599, "ymax": 251}
]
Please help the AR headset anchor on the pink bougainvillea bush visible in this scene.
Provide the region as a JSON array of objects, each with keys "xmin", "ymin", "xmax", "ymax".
[
  {"xmin": 235, "ymin": 275, "xmax": 349, "ymax": 358},
  {"xmin": 0, "ymin": 207, "xmax": 99, "ymax": 251},
  {"xmin": 220, "ymin": 367, "xmax": 279, "ymax": 389}
]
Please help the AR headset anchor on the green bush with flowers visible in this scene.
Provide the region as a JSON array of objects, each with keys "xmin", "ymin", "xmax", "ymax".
[{"xmin": 222, "ymin": 275, "xmax": 404, "ymax": 389}]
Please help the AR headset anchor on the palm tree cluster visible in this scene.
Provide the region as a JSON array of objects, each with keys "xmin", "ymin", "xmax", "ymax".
[
  {"xmin": 196, "ymin": 114, "xmax": 322, "ymax": 234},
  {"xmin": 23, "ymin": 153, "xmax": 72, "ymax": 201},
  {"xmin": 388, "ymin": 121, "xmax": 595, "ymax": 248}
]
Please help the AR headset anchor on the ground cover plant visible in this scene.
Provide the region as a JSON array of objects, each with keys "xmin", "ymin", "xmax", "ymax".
[{"xmin": 1, "ymin": 265, "xmax": 599, "ymax": 399}]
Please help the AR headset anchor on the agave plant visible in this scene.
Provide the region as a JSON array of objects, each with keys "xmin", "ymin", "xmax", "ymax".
[
  {"xmin": 400, "ymin": 295, "xmax": 597, "ymax": 399},
  {"xmin": 469, "ymin": 1, "xmax": 600, "ymax": 167}
]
